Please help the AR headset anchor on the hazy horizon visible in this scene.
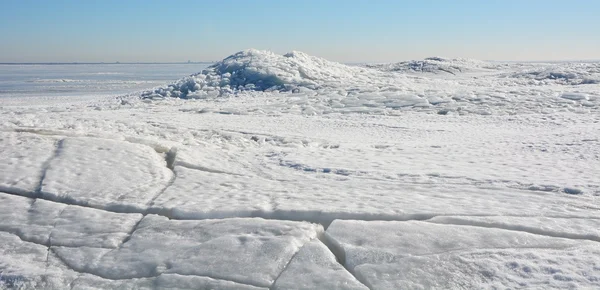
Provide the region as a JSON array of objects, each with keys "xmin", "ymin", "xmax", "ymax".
[{"xmin": 2, "ymin": 0, "xmax": 599, "ymax": 63}]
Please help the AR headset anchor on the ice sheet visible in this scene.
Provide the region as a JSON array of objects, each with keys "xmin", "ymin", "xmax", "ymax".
[
  {"xmin": 272, "ymin": 240, "xmax": 368, "ymax": 290},
  {"xmin": 1, "ymin": 51, "xmax": 599, "ymax": 289},
  {"xmin": 0, "ymin": 132, "xmax": 58, "ymax": 195},
  {"xmin": 41, "ymin": 137, "xmax": 173, "ymax": 211},
  {"xmin": 324, "ymin": 220, "xmax": 599, "ymax": 289},
  {"xmin": 54, "ymin": 216, "xmax": 322, "ymax": 288}
]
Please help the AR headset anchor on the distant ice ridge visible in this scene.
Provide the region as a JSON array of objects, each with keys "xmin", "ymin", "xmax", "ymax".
[
  {"xmin": 140, "ymin": 49, "xmax": 599, "ymax": 116},
  {"xmin": 141, "ymin": 49, "xmax": 380, "ymax": 99},
  {"xmin": 364, "ymin": 56, "xmax": 497, "ymax": 75},
  {"xmin": 502, "ymin": 62, "xmax": 600, "ymax": 85}
]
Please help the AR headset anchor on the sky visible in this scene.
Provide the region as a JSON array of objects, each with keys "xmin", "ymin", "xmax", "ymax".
[{"xmin": 1, "ymin": 0, "xmax": 599, "ymax": 63}]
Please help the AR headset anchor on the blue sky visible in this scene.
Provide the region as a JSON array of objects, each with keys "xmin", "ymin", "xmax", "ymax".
[{"xmin": 1, "ymin": 0, "xmax": 598, "ymax": 62}]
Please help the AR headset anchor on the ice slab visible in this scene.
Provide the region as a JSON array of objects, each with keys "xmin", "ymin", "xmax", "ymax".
[
  {"xmin": 272, "ymin": 240, "xmax": 368, "ymax": 290},
  {"xmin": 54, "ymin": 216, "xmax": 323, "ymax": 288},
  {"xmin": 150, "ymin": 165, "xmax": 278, "ymax": 219},
  {"xmin": 0, "ymin": 193, "xmax": 142, "ymax": 248},
  {"xmin": 0, "ymin": 232, "xmax": 78, "ymax": 289},
  {"xmin": 324, "ymin": 220, "xmax": 598, "ymax": 289},
  {"xmin": 0, "ymin": 132, "xmax": 57, "ymax": 195},
  {"xmin": 70, "ymin": 273, "xmax": 268, "ymax": 290},
  {"xmin": 355, "ymin": 246, "xmax": 600, "ymax": 289},
  {"xmin": 0, "ymin": 194, "xmax": 65, "ymax": 245},
  {"xmin": 428, "ymin": 216, "xmax": 600, "ymax": 242},
  {"xmin": 174, "ymin": 145, "xmax": 254, "ymax": 176},
  {"xmin": 41, "ymin": 137, "xmax": 173, "ymax": 211},
  {"xmin": 50, "ymin": 205, "xmax": 142, "ymax": 248}
]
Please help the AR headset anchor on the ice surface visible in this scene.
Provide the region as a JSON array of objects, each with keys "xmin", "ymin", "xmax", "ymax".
[
  {"xmin": 1, "ymin": 51, "xmax": 600, "ymax": 289},
  {"xmin": 324, "ymin": 220, "xmax": 599, "ymax": 289},
  {"xmin": 0, "ymin": 232, "xmax": 79, "ymax": 289},
  {"xmin": 0, "ymin": 193, "xmax": 142, "ymax": 248},
  {"xmin": 53, "ymin": 215, "xmax": 322, "ymax": 287},
  {"xmin": 272, "ymin": 240, "xmax": 368, "ymax": 290},
  {"xmin": 355, "ymin": 246, "xmax": 600, "ymax": 289},
  {"xmin": 41, "ymin": 137, "xmax": 173, "ymax": 211},
  {"xmin": 428, "ymin": 216, "xmax": 600, "ymax": 242},
  {"xmin": 0, "ymin": 132, "xmax": 57, "ymax": 195},
  {"xmin": 70, "ymin": 274, "xmax": 267, "ymax": 290}
]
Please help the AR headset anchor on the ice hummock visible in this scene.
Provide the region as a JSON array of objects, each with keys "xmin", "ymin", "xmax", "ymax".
[
  {"xmin": 141, "ymin": 49, "xmax": 376, "ymax": 99},
  {"xmin": 502, "ymin": 62, "xmax": 600, "ymax": 85},
  {"xmin": 364, "ymin": 56, "xmax": 497, "ymax": 75}
]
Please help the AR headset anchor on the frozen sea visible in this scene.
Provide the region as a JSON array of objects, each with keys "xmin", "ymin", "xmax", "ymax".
[{"xmin": 1, "ymin": 51, "xmax": 599, "ymax": 289}]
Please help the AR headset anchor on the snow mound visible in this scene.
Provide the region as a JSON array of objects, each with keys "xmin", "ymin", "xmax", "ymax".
[
  {"xmin": 141, "ymin": 49, "xmax": 372, "ymax": 99},
  {"xmin": 504, "ymin": 63, "xmax": 600, "ymax": 85},
  {"xmin": 365, "ymin": 57, "xmax": 495, "ymax": 75}
]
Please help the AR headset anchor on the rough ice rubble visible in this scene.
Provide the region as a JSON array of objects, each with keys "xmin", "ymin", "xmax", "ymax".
[
  {"xmin": 140, "ymin": 49, "xmax": 600, "ymax": 116},
  {"xmin": 502, "ymin": 62, "xmax": 600, "ymax": 85},
  {"xmin": 141, "ymin": 49, "xmax": 379, "ymax": 99},
  {"xmin": 364, "ymin": 56, "xmax": 497, "ymax": 74}
]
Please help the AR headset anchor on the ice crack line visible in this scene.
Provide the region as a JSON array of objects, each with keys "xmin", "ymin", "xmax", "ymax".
[
  {"xmin": 425, "ymin": 219, "xmax": 600, "ymax": 243},
  {"xmin": 35, "ymin": 138, "xmax": 65, "ymax": 197},
  {"xmin": 318, "ymin": 233, "xmax": 371, "ymax": 290}
]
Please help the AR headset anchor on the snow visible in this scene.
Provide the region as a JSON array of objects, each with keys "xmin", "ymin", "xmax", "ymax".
[{"xmin": 1, "ymin": 50, "xmax": 600, "ymax": 289}]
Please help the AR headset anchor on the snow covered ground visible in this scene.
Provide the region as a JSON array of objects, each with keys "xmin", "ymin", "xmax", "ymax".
[{"xmin": 1, "ymin": 50, "xmax": 599, "ymax": 289}]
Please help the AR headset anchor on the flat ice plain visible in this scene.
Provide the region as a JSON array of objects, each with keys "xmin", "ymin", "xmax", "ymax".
[{"xmin": 1, "ymin": 50, "xmax": 599, "ymax": 289}]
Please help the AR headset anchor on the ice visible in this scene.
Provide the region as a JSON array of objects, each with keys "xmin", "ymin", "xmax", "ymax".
[
  {"xmin": 324, "ymin": 220, "xmax": 599, "ymax": 289},
  {"xmin": 0, "ymin": 132, "xmax": 57, "ymax": 195},
  {"xmin": 428, "ymin": 216, "xmax": 600, "ymax": 242},
  {"xmin": 1, "ymin": 51, "xmax": 600, "ymax": 288},
  {"xmin": 139, "ymin": 50, "xmax": 599, "ymax": 116},
  {"xmin": 0, "ymin": 193, "xmax": 142, "ymax": 248},
  {"xmin": 355, "ymin": 246, "xmax": 600, "ymax": 289},
  {"xmin": 40, "ymin": 137, "xmax": 173, "ymax": 211},
  {"xmin": 141, "ymin": 49, "xmax": 380, "ymax": 99},
  {"xmin": 150, "ymin": 165, "xmax": 277, "ymax": 219},
  {"xmin": 0, "ymin": 194, "xmax": 66, "ymax": 245},
  {"xmin": 54, "ymin": 215, "xmax": 322, "ymax": 288},
  {"xmin": 504, "ymin": 63, "xmax": 600, "ymax": 85},
  {"xmin": 49, "ymin": 205, "xmax": 142, "ymax": 248},
  {"xmin": 272, "ymin": 240, "xmax": 368, "ymax": 290},
  {"xmin": 0, "ymin": 232, "xmax": 79, "ymax": 289},
  {"xmin": 70, "ymin": 274, "xmax": 267, "ymax": 290},
  {"xmin": 364, "ymin": 56, "xmax": 497, "ymax": 75}
]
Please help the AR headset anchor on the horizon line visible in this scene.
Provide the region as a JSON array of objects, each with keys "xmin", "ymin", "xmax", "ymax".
[{"xmin": 1, "ymin": 59, "xmax": 600, "ymax": 65}]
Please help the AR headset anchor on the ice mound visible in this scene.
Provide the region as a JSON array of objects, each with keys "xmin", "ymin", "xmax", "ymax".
[
  {"xmin": 365, "ymin": 57, "xmax": 496, "ymax": 75},
  {"xmin": 504, "ymin": 63, "xmax": 600, "ymax": 85},
  {"xmin": 141, "ymin": 49, "xmax": 373, "ymax": 99}
]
